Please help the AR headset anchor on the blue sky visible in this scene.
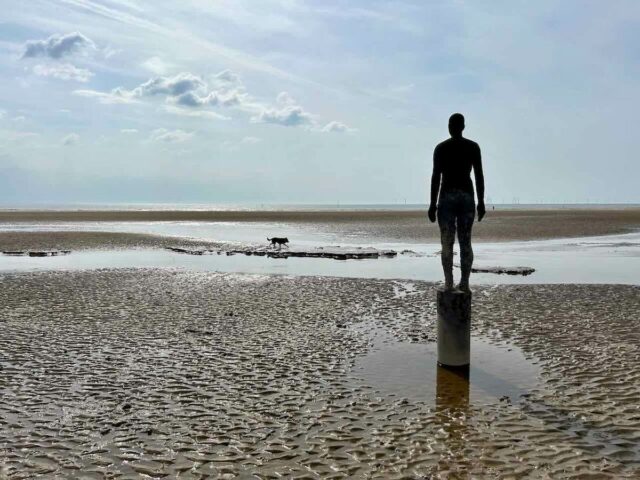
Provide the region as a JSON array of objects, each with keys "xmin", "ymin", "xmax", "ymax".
[{"xmin": 0, "ymin": 0, "xmax": 638, "ymax": 204}]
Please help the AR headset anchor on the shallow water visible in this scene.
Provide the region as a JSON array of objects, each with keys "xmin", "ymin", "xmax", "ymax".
[
  {"xmin": 350, "ymin": 324, "xmax": 540, "ymax": 404},
  {"xmin": 2, "ymin": 220, "xmax": 640, "ymax": 283},
  {"xmin": 1, "ymin": 235, "xmax": 639, "ymax": 284}
]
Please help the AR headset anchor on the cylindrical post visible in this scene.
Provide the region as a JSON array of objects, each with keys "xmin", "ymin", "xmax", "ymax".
[{"xmin": 437, "ymin": 289, "xmax": 471, "ymax": 368}]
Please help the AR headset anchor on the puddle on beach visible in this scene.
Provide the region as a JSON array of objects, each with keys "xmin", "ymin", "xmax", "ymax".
[{"xmin": 350, "ymin": 325, "xmax": 540, "ymax": 405}]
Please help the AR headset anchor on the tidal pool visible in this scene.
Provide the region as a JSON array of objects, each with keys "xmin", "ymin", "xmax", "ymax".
[{"xmin": 349, "ymin": 325, "xmax": 540, "ymax": 405}]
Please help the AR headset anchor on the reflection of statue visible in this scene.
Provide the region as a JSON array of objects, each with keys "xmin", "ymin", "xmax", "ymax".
[
  {"xmin": 428, "ymin": 113, "xmax": 485, "ymax": 291},
  {"xmin": 435, "ymin": 365, "xmax": 470, "ymax": 470},
  {"xmin": 436, "ymin": 364, "xmax": 470, "ymax": 409}
]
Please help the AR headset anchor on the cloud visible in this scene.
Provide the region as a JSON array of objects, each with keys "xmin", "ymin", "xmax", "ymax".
[
  {"xmin": 161, "ymin": 105, "xmax": 230, "ymax": 120},
  {"xmin": 251, "ymin": 91, "xmax": 315, "ymax": 127},
  {"xmin": 132, "ymin": 72, "xmax": 206, "ymax": 97},
  {"xmin": 33, "ymin": 63, "xmax": 93, "ymax": 82},
  {"xmin": 276, "ymin": 91, "xmax": 296, "ymax": 106},
  {"xmin": 251, "ymin": 92, "xmax": 313, "ymax": 127},
  {"xmin": 120, "ymin": 129, "xmax": 138, "ymax": 134},
  {"xmin": 253, "ymin": 105, "xmax": 313, "ymax": 126},
  {"xmin": 173, "ymin": 91, "xmax": 208, "ymax": 107},
  {"xmin": 77, "ymin": 70, "xmax": 249, "ymax": 112},
  {"xmin": 241, "ymin": 136, "xmax": 261, "ymax": 144},
  {"xmin": 321, "ymin": 121, "xmax": 355, "ymax": 133},
  {"xmin": 22, "ymin": 32, "xmax": 95, "ymax": 59},
  {"xmin": 250, "ymin": 93, "xmax": 312, "ymax": 127},
  {"xmin": 129, "ymin": 72, "xmax": 247, "ymax": 110},
  {"xmin": 214, "ymin": 69, "xmax": 240, "ymax": 84},
  {"xmin": 142, "ymin": 56, "xmax": 173, "ymax": 75},
  {"xmin": 77, "ymin": 72, "xmax": 322, "ymax": 128},
  {"xmin": 61, "ymin": 133, "xmax": 79, "ymax": 146},
  {"xmin": 150, "ymin": 128, "xmax": 193, "ymax": 143},
  {"xmin": 173, "ymin": 89, "xmax": 245, "ymax": 108},
  {"xmin": 81, "ymin": 72, "xmax": 244, "ymax": 110},
  {"xmin": 73, "ymin": 89, "xmax": 138, "ymax": 104}
]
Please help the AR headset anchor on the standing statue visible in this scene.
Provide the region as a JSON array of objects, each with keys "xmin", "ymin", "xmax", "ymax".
[{"xmin": 428, "ymin": 113, "xmax": 485, "ymax": 292}]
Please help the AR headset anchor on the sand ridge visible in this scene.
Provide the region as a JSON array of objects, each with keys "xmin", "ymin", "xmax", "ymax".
[
  {"xmin": 0, "ymin": 231, "xmax": 223, "ymax": 252},
  {"xmin": 1, "ymin": 270, "xmax": 639, "ymax": 478}
]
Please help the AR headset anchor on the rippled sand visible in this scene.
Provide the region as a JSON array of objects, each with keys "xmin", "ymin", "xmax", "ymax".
[{"xmin": 1, "ymin": 271, "xmax": 639, "ymax": 478}]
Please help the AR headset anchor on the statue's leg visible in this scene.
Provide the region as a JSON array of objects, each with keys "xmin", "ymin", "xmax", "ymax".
[
  {"xmin": 457, "ymin": 205, "xmax": 475, "ymax": 291},
  {"xmin": 437, "ymin": 201, "xmax": 456, "ymax": 290}
]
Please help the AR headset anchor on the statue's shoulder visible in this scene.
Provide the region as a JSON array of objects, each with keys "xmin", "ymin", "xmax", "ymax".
[
  {"xmin": 463, "ymin": 138, "xmax": 480, "ymax": 150},
  {"xmin": 435, "ymin": 138, "xmax": 453, "ymax": 151}
]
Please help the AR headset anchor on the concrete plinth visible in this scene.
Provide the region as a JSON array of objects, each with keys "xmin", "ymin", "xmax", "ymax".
[{"xmin": 437, "ymin": 289, "xmax": 471, "ymax": 368}]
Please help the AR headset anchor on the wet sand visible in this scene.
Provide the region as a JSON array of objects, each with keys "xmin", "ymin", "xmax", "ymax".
[
  {"xmin": 0, "ymin": 231, "xmax": 223, "ymax": 252},
  {"xmin": 1, "ymin": 207, "xmax": 640, "ymax": 242},
  {"xmin": 1, "ymin": 270, "xmax": 638, "ymax": 478}
]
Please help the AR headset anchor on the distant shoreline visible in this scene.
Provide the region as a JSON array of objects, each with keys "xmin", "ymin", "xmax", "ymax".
[
  {"xmin": 1, "ymin": 206, "xmax": 640, "ymax": 220},
  {"xmin": 1, "ymin": 208, "xmax": 639, "ymax": 245},
  {"xmin": 1, "ymin": 203, "xmax": 639, "ymax": 213}
]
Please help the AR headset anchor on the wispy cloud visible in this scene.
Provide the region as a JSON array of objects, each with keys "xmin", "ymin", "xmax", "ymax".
[
  {"xmin": 161, "ymin": 105, "xmax": 230, "ymax": 121},
  {"xmin": 150, "ymin": 128, "xmax": 193, "ymax": 143},
  {"xmin": 321, "ymin": 121, "xmax": 355, "ymax": 133},
  {"xmin": 33, "ymin": 63, "xmax": 93, "ymax": 82},
  {"xmin": 61, "ymin": 132, "xmax": 80, "ymax": 146},
  {"xmin": 73, "ymin": 89, "xmax": 138, "ymax": 104},
  {"xmin": 56, "ymin": 0, "xmax": 327, "ymax": 89},
  {"xmin": 142, "ymin": 56, "xmax": 173, "ymax": 75}
]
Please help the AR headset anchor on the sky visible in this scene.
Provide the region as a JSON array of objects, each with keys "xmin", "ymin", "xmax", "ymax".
[{"xmin": 0, "ymin": 0, "xmax": 639, "ymax": 205}]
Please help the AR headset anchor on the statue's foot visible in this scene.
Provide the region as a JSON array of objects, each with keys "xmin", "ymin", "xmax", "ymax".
[
  {"xmin": 457, "ymin": 282, "xmax": 471, "ymax": 293},
  {"xmin": 444, "ymin": 281, "xmax": 455, "ymax": 291}
]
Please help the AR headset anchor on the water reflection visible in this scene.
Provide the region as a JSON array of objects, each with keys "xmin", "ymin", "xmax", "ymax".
[
  {"xmin": 435, "ymin": 365, "xmax": 471, "ymax": 466},
  {"xmin": 436, "ymin": 365, "xmax": 470, "ymax": 411},
  {"xmin": 351, "ymin": 332, "xmax": 538, "ymax": 405}
]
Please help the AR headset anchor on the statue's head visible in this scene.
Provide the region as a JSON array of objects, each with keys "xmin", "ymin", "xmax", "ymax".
[{"xmin": 448, "ymin": 113, "xmax": 465, "ymax": 138}]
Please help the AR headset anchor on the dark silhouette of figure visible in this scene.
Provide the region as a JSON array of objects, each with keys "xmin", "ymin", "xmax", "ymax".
[{"xmin": 428, "ymin": 113, "xmax": 485, "ymax": 291}]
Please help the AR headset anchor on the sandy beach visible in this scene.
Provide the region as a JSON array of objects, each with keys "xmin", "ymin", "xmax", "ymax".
[
  {"xmin": 1, "ymin": 207, "xmax": 640, "ymax": 244},
  {"xmin": 0, "ymin": 269, "xmax": 638, "ymax": 478},
  {"xmin": 1, "ymin": 210, "xmax": 639, "ymax": 477},
  {"xmin": 4, "ymin": 0, "xmax": 639, "ymax": 477}
]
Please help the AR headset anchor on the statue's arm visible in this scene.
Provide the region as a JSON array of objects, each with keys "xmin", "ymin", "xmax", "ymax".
[
  {"xmin": 473, "ymin": 145, "xmax": 486, "ymax": 221},
  {"xmin": 430, "ymin": 147, "xmax": 441, "ymax": 207},
  {"xmin": 473, "ymin": 145, "xmax": 485, "ymax": 204}
]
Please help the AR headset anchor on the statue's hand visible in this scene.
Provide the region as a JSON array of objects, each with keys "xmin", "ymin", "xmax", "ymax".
[
  {"xmin": 477, "ymin": 202, "xmax": 486, "ymax": 222},
  {"xmin": 428, "ymin": 204, "xmax": 437, "ymax": 223}
]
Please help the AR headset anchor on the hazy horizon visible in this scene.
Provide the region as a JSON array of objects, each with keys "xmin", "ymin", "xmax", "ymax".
[
  {"xmin": 1, "ymin": 201, "xmax": 640, "ymax": 212},
  {"xmin": 1, "ymin": 1, "xmax": 639, "ymax": 204}
]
